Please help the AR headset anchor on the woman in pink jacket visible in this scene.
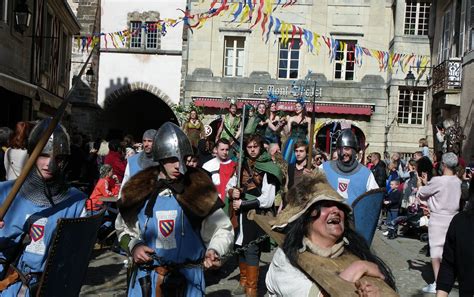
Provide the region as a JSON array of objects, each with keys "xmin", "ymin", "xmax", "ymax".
[{"xmin": 417, "ymin": 152, "xmax": 461, "ymax": 294}]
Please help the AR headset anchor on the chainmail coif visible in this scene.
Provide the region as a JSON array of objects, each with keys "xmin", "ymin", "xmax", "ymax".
[{"xmin": 18, "ymin": 170, "xmax": 70, "ymax": 207}]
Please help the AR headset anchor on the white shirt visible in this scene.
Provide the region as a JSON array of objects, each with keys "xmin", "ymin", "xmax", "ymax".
[
  {"xmin": 266, "ymin": 248, "xmax": 322, "ymax": 297},
  {"xmin": 4, "ymin": 148, "xmax": 28, "ymax": 180}
]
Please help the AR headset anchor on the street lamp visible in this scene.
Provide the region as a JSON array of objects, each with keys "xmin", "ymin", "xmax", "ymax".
[
  {"xmin": 85, "ymin": 67, "xmax": 94, "ymax": 84},
  {"xmin": 404, "ymin": 70, "xmax": 416, "ymax": 88},
  {"xmin": 14, "ymin": 1, "xmax": 32, "ymax": 34}
]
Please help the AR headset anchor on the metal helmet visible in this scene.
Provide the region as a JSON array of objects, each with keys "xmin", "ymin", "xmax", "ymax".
[
  {"xmin": 152, "ymin": 122, "xmax": 193, "ymax": 175},
  {"xmin": 335, "ymin": 129, "xmax": 359, "ymax": 151},
  {"xmin": 28, "ymin": 118, "xmax": 71, "ymax": 175}
]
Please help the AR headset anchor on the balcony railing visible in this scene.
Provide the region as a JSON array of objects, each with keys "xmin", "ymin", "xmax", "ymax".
[{"xmin": 431, "ymin": 58, "xmax": 462, "ymax": 95}]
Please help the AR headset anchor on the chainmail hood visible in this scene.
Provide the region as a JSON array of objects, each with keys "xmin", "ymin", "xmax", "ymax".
[
  {"xmin": 137, "ymin": 151, "xmax": 158, "ymax": 169},
  {"xmin": 19, "ymin": 170, "xmax": 70, "ymax": 207}
]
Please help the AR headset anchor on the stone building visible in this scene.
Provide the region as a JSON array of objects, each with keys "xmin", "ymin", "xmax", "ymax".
[
  {"xmin": 429, "ymin": 0, "xmax": 473, "ymax": 161},
  {"xmin": 95, "ymin": 0, "xmax": 186, "ymax": 139},
  {"xmin": 67, "ymin": 0, "xmax": 102, "ymax": 138},
  {"xmin": 0, "ymin": 0, "xmax": 80, "ymax": 128},
  {"xmin": 183, "ymin": 0, "xmax": 433, "ymax": 158}
]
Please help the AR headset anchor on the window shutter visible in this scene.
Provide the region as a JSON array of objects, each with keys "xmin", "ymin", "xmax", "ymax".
[{"xmin": 470, "ymin": 2, "xmax": 474, "ymax": 27}]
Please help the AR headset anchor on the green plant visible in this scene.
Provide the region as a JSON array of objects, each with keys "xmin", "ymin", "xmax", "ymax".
[{"xmin": 172, "ymin": 102, "xmax": 204, "ymax": 125}]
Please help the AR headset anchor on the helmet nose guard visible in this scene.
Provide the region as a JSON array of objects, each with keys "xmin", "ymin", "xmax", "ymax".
[{"xmin": 152, "ymin": 122, "xmax": 193, "ymax": 175}]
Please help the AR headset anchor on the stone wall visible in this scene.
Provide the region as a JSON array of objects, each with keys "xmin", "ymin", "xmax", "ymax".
[{"xmin": 67, "ymin": 0, "xmax": 102, "ymax": 137}]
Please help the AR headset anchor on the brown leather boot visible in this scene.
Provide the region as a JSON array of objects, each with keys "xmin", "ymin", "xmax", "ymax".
[
  {"xmin": 231, "ymin": 262, "xmax": 247, "ymax": 296},
  {"xmin": 245, "ymin": 265, "xmax": 259, "ymax": 297}
]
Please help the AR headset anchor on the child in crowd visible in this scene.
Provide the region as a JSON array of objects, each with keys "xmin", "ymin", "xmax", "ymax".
[
  {"xmin": 386, "ymin": 161, "xmax": 400, "ymax": 192},
  {"xmin": 87, "ymin": 164, "xmax": 120, "ymax": 213},
  {"xmin": 419, "ymin": 138, "xmax": 430, "ymax": 158},
  {"xmin": 384, "ymin": 179, "xmax": 402, "ymax": 239}
]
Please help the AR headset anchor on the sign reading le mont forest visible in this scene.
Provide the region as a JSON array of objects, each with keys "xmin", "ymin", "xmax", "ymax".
[{"xmin": 252, "ymin": 84, "xmax": 322, "ymax": 98}]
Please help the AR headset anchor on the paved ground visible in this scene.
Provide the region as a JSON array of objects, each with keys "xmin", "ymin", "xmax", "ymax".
[{"xmin": 80, "ymin": 230, "xmax": 460, "ymax": 296}]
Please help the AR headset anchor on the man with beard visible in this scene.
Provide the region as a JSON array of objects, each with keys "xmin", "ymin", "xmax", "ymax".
[
  {"xmin": 202, "ymin": 139, "xmax": 237, "ymax": 217},
  {"xmin": 116, "ymin": 123, "xmax": 233, "ymax": 296},
  {"xmin": 116, "ymin": 130, "xmax": 158, "ymax": 245},
  {"xmin": 121, "ymin": 129, "xmax": 157, "ymax": 187},
  {"xmin": 230, "ymin": 134, "xmax": 283, "ymax": 297},
  {"xmin": 321, "ymin": 129, "xmax": 378, "ymax": 205},
  {"xmin": 0, "ymin": 119, "xmax": 86, "ymax": 296}
]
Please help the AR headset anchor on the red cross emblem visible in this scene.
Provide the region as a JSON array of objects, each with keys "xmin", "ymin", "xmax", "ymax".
[
  {"xmin": 159, "ymin": 220, "xmax": 174, "ymax": 238},
  {"xmin": 30, "ymin": 224, "xmax": 45, "ymax": 242}
]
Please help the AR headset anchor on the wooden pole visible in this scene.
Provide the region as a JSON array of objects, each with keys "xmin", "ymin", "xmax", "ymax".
[
  {"xmin": 249, "ymin": 212, "xmax": 399, "ymax": 297},
  {"xmin": 0, "ymin": 47, "xmax": 96, "ymax": 220}
]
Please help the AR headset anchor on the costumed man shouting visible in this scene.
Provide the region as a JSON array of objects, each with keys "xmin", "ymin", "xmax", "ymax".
[
  {"xmin": 116, "ymin": 122, "xmax": 234, "ymax": 297},
  {"xmin": 230, "ymin": 134, "xmax": 283, "ymax": 297},
  {"xmin": 0, "ymin": 119, "xmax": 87, "ymax": 296}
]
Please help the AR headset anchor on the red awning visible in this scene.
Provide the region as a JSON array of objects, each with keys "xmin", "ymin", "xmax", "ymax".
[{"xmin": 192, "ymin": 97, "xmax": 374, "ymax": 116}]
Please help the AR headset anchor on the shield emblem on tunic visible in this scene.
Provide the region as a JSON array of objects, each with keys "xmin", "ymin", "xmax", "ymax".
[
  {"xmin": 159, "ymin": 220, "xmax": 175, "ymax": 238},
  {"xmin": 338, "ymin": 181, "xmax": 348, "ymax": 192},
  {"xmin": 30, "ymin": 224, "xmax": 45, "ymax": 242}
]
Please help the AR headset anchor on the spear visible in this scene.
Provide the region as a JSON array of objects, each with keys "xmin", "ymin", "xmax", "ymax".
[
  {"xmin": 307, "ymin": 81, "xmax": 317, "ymax": 169},
  {"xmin": 0, "ymin": 46, "xmax": 97, "ymax": 220}
]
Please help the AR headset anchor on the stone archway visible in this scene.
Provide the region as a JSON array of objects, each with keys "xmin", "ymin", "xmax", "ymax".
[
  {"xmin": 102, "ymin": 83, "xmax": 178, "ymax": 140},
  {"xmin": 314, "ymin": 121, "xmax": 366, "ymax": 155}
]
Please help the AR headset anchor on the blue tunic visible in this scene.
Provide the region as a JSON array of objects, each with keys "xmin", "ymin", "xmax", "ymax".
[
  {"xmin": 322, "ymin": 161, "xmax": 371, "ymax": 205},
  {"xmin": 128, "ymin": 191, "xmax": 206, "ymax": 297},
  {"xmin": 127, "ymin": 153, "xmax": 142, "ymax": 177},
  {"xmin": 0, "ymin": 180, "xmax": 86, "ymax": 296}
]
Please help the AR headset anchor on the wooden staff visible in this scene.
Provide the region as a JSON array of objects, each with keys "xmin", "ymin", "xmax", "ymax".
[
  {"xmin": 0, "ymin": 47, "xmax": 97, "ymax": 220},
  {"xmin": 249, "ymin": 212, "xmax": 398, "ymax": 296},
  {"xmin": 307, "ymin": 81, "xmax": 317, "ymax": 169}
]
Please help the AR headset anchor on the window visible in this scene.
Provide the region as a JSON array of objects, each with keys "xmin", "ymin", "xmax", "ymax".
[
  {"xmin": 130, "ymin": 21, "xmax": 142, "ymax": 48},
  {"xmin": 146, "ymin": 22, "xmax": 158, "ymax": 49},
  {"xmin": 439, "ymin": 9, "xmax": 451, "ymax": 62},
  {"xmin": 59, "ymin": 32, "xmax": 68, "ymax": 82},
  {"xmin": 129, "ymin": 21, "xmax": 160, "ymax": 50},
  {"xmin": 0, "ymin": 0, "xmax": 7, "ymax": 23},
  {"xmin": 224, "ymin": 36, "xmax": 245, "ymax": 77},
  {"xmin": 470, "ymin": 2, "xmax": 474, "ymax": 51},
  {"xmin": 42, "ymin": 12, "xmax": 53, "ymax": 71},
  {"xmin": 278, "ymin": 39, "xmax": 300, "ymax": 79},
  {"xmin": 404, "ymin": 1, "xmax": 431, "ymax": 35},
  {"xmin": 334, "ymin": 40, "xmax": 356, "ymax": 81},
  {"xmin": 397, "ymin": 89, "xmax": 425, "ymax": 125},
  {"xmin": 459, "ymin": 0, "xmax": 466, "ymax": 55}
]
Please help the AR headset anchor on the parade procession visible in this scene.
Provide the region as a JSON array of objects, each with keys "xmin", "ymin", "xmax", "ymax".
[{"xmin": 1, "ymin": 0, "xmax": 473, "ymax": 296}]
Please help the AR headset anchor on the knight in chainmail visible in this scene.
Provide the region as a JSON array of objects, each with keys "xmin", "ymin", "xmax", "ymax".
[
  {"xmin": 319, "ymin": 129, "xmax": 379, "ymax": 205},
  {"xmin": 120, "ymin": 129, "xmax": 158, "ymax": 193},
  {"xmin": 115, "ymin": 129, "xmax": 159, "ymax": 258},
  {"xmin": 0, "ymin": 119, "xmax": 86, "ymax": 296},
  {"xmin": 115, "ymin": 122, "xmax": 233, "ymax": 297}
]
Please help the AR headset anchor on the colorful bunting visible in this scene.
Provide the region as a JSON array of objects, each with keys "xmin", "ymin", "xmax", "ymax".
[{"xmin": 76, "ymin": 0, "xmax": 430, "ymax": 73}]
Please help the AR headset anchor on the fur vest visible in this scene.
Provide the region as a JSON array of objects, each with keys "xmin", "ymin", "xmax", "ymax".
[{"xmin": 118, "ymin": 166, "xmax": 223, "ymax": 227}]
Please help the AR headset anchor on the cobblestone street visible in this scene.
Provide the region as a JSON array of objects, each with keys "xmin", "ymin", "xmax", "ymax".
[{"xmin": 79, "ymin": 230, "xmax": 460, "ymax": 297}]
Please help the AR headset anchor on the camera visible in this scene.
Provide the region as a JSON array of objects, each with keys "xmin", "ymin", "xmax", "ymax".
[{"xmin": 466, "ymin": 167, "xmax": 472, "ymax": 175}]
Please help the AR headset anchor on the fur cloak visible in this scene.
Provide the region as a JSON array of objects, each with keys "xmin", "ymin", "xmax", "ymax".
[{"xmin": 118, "ymin": 165, "xmax": 223, "ymax": 226}]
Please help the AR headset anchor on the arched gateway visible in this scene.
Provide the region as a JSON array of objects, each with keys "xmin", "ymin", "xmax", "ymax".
[{"xmin": 102, "ymin": 83, "xmax": 178, "ymax": 140}]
